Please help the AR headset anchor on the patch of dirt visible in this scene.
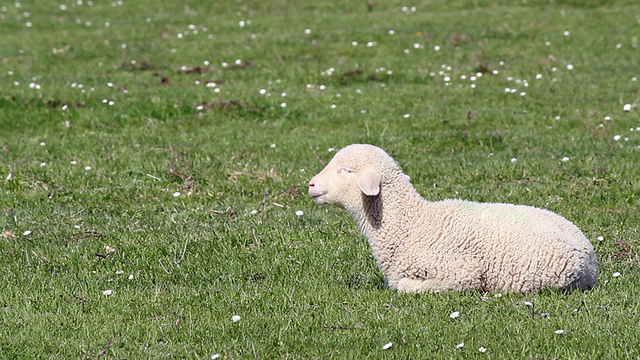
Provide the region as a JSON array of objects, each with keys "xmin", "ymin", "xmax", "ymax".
[{"xmin": 46, "ymin": 99, "xmax": 85, "ymax": 108}]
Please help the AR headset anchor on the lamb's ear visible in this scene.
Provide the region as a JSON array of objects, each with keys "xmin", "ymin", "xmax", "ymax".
[{"xmin": 356, "ymin": 168, "xmax": 381, "ymax": 196}]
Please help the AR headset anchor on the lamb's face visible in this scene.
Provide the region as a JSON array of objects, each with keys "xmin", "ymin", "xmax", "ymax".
[{"xmin": 308, "ymin": 145, "xmax": 382, "ymax": 208}]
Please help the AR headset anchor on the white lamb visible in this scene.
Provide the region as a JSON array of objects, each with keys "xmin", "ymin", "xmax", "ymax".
[{"xmin": 308, "ymin": 144, "xmax": 598, "ymax": 293}]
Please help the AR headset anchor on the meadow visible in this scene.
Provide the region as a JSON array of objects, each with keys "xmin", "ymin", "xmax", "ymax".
[{"xmin": 1, "ymin": 0, "xmax": 639, "ymax": 358}]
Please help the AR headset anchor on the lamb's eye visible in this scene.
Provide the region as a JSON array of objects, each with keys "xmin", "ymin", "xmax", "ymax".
[{"xmin": 339, "ymin": 167, "xmax": 352, "ymax": 174}]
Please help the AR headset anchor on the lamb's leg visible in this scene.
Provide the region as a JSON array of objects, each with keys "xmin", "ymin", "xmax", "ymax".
[{"xmin": 397, "ymin": 278, "xmax": 459, "ymax": 293}]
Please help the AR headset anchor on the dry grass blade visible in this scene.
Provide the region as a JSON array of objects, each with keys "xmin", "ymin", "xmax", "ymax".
[{"xmin": 167, "ymin": 148, "xmax": 195, "ymax": 190}]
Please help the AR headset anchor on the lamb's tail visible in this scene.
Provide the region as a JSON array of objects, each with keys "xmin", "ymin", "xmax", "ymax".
[{"xmin": 569, "ymin": 249, "xmax": 598, "ymax": 291}]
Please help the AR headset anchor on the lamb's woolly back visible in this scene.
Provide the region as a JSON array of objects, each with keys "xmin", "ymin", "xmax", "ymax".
[{"xmin": 308, "ymin": 144, "xmax": 598, "ymax": 293}]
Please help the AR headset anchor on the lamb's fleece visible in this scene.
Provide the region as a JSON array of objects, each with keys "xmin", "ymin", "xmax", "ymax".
[{"xmin": 308, "ymin": 144, "xmax": 598, "ymax": 293}]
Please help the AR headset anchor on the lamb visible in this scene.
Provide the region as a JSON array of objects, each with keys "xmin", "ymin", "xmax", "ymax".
[{"xmin": 308, "ymin": 144, "xmax": 598, "ymax": 293}]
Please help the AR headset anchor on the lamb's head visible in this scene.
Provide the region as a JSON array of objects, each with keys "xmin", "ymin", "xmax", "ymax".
[{"xmin": 308, "ymin": 144, "xmax": 405, "ymax": 210}]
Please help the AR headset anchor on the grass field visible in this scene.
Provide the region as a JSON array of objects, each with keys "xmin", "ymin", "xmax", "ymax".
[{"xmin": 1, "ymin": 0, "xmax": 639, "ymax": 358}]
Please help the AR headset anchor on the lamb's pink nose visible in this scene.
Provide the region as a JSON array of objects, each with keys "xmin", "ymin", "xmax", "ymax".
[
  {"xmin": 308, "ymin": 175, "xmax": 318, "ymax": 189},
  {"xmin": 308, "ymin": 177, "xmax": 323, "ymax": 198}
]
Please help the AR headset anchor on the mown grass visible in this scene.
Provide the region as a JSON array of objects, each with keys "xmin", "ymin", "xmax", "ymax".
[{"xmin": 1, "ymin": 0, "xmax": 639, "ymax": 358}]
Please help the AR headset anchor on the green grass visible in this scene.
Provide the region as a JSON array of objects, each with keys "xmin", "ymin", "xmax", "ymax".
[{"xmin": 1, "ymin": 0, "xmax": 639, "ymax": 358}]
